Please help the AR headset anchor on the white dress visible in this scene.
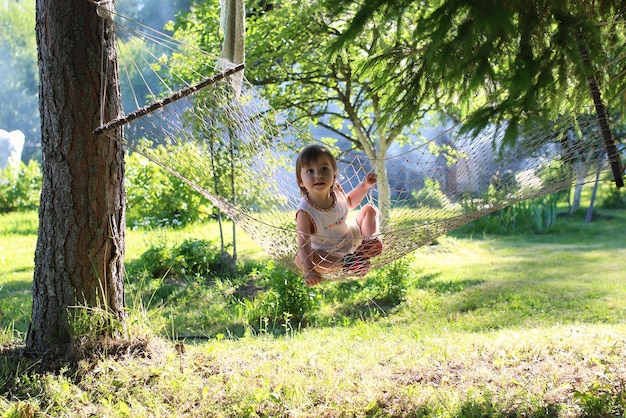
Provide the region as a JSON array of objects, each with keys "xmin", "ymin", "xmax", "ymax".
[{"xmin": 296, "ymin": 185, "xmax": 361, "ymax": 257}]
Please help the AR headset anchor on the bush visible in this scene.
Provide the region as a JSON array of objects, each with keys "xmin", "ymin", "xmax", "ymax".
[
  {"xmin": 600, "ymin": 183, "xmax": 626, "ymax": 209},
  {"xmin": 237, "ymin": 261, "xmax": 320, "ymax": 332},
  {"xmin": 325, "ymin": 255, "xmax": 412, "ymax": 322},
  {"xmin": 125, "ymin": 153, "xmax": 212, "ymax": 228},
  {"xmin": 0, "ymin": 160, "xmax": 41, "ymax": 212},
  {"xmin": 412, "ymin": 178, "xmax": 451, "ymax": 208},
  {"xmin": 360, "ymin": 256, "xmax": 411, "ymax": 306},
  {"xmin": 462, "ymin": 194, "xmax": 561, "ymax": 235},
  {"xmin": 130, "ymin": 238, "xmax": 225, "ymax": 281}
]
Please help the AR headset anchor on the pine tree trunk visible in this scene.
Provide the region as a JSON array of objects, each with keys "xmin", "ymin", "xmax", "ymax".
[
  {"xmin": 576, "ymin": 29, "xmax": 624, "ymax": 188},
  {"xmin": 26, "ymin": 0, "xmax": 126, "ymax": 355}
]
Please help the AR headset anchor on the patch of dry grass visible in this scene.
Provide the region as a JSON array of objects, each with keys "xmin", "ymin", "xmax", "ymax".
[{"xmin": 25, "ymin": 323, "xmax": 623, "ymax": 417}]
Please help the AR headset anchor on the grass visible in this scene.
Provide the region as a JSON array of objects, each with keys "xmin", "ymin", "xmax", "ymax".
[{"xmin": 1, "ymin": 203, "xmax": 626, "ymax": 416}]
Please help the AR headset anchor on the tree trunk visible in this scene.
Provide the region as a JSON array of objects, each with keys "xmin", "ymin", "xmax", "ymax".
[
  {"xmin": 569, "ymin": 160, "xmax": 586, "ymax": 214},
  {"xmin": 374, "ymin": 144, "xmax": 391, "ymax": 228},
  {"xmin": 585, "ymin": 156, "xmax": 604, "ymax": 223},
  {"xmin": 576, "ymin": 29, "xmax": 624, "ymax": 188},
  {"xmin": 27, "ymin": 0, "xmax": 126, "ymax": 355}
]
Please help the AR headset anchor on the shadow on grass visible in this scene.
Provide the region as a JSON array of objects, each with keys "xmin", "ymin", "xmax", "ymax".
[
  {"xmin": 444, "ymin": 278, "xmax": 619, "ymax": 332},
  {"xmin": 0, "ymin": 280, "xmax": 32, "ymax": 333},
  {"xmin": 0, "ymin": 212, "xmax": 39, "ymax": 236},
  {"xmin": 0, "ymin": 279, "xmax": 31, "ymax": 293},
  {"xmin": 415, "ymin": 271, "xmax": 485, "ymax": 294}
]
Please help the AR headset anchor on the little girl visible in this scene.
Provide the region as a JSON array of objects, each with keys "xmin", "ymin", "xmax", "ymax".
[{"xmin": 294, "ymin": 144, "xmax": 383, "ymax": 286}]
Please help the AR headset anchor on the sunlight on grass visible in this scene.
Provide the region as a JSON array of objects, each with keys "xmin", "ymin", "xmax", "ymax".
[
  {"xmin": 56, "ymin": 322, "xmax": 626, "ymax": 416},
  {"xmin": 2, "ymin": 208, "xmax": 626, "ymax": 415},
  {"xmin": 125, "ymin": 220, "xmax": 266, "ymax": 263}
]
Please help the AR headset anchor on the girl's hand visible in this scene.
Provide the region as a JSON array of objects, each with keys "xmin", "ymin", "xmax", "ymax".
[
  {"xmin": 304, "ymin": 270, "xmax": 323, "ymax": 286},
  {"xmin": 364, "ymin": 172, "xmax": 377, "ymax": 188}
]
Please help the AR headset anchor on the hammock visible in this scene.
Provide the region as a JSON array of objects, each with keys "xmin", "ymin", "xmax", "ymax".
[{"xmin": 94, "ymin": 5, "xmax": 624, "ymax": 281}]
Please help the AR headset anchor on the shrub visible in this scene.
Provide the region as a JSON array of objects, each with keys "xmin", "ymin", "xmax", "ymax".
[
  {"xmin": 0, "ymin": 160, "xmax": 41, "ymax": 212},
  {"xmin": 326, "ymin": 255, "xmax": 412, "ymax": 321},
  {"xmin": 125, "ymin": 153, "xmax": 212, "ymax": 228},
  {"xmin": 412, "ymin": 178, "xmax": 451, "ymax": 208},
  {"xmin": 130, "ymin": 238, "xmax": 224, "ymax": 281},
  {"xmin": 600, "ymin": 183, "xmax": 626, "ymax": 209},
  {"xmin": 237, "ymin": 261, "xmax": 320, "ymax": 332},
  {"xmin": 462, "ymin": 194, "xmax": 561, "ymax": 235},
  {"xmin": 361, "ymin": 256, "xmax": 411, "ymax": 306}
]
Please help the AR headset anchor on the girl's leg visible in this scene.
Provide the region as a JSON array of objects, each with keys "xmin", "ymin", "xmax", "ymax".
[
  {"xmin": 354, "ymin": 204, "xmax": 383, "ymax": 258},
  {"xmin": 355, "ymin": 203, "xmax": 379, "ymax": 237}
]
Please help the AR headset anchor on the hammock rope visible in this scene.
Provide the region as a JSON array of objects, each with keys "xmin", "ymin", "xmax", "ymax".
[{"xmin": 94, "ymin": 7, "xmax": 624, "ymax": 281}]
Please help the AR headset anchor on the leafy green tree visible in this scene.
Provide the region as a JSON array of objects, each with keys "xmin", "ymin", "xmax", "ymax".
[
  {"xmin": 325, "ymin": 0, "xmax": 626, "ymax": 138},
  {"xmin": 325, "ymin": 0, "xmax": 625, "ymax": 194},
  {"xmin": 172, "ymin": 0, "xmax": 440, "ymax": 222}
]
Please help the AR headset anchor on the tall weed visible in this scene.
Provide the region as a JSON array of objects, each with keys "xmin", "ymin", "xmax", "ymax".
[{"xmin": 462, "ymin": 194, "xmax": 562, "ymax": 234}]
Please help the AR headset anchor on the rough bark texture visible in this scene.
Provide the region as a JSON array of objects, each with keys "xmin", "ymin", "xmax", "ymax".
[{"xmin": 27, "ymin": 0, "xmax": 126, "ymax": 355}]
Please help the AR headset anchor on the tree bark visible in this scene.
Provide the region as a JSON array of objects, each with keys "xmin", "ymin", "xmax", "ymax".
[
  {"xmin": 27, "ymin": 0, "xmax": 126, "ymax": 355},
  {"xmin": 576, "ymin": 29, "xmax": 624, "ymax": 188}
]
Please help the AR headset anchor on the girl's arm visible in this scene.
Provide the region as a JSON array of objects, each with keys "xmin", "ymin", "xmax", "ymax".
[{"xmin": 345, "ymin": 172, "xmax": 377, "ymax": 210}]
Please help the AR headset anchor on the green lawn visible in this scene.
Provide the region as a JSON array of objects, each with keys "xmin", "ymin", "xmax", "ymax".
[{"xmin": 1, "ymin": 208, "xmax": 626, "ymax": 416}]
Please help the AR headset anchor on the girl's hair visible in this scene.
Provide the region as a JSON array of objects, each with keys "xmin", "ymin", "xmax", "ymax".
[{"xmin": 295, "ymin": 144, "xmax": 338, "ymax": 196}]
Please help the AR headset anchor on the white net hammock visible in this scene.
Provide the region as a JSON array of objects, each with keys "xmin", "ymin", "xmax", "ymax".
[{"xmin": 95, "ymin": 8, "xmax": 624, "ymax": 281}]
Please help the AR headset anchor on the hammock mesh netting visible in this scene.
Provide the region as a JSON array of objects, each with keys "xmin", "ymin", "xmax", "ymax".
[{"xmin": 95, "ymin": 9, "xmax": 624, "ymax": 280}]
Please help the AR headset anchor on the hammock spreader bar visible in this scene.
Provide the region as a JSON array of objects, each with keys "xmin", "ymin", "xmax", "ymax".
[{"xmin": 93, "ymin": 64, "xmax": 245, "ymax": 135}]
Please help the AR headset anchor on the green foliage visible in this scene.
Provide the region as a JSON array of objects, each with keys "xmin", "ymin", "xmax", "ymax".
[
  {"xmin": 237, "ymin": 261, "xmax": 320, "ymax": 332},
  {"xmin": 412, "ymin": 178, "xmax": 451, "ymax": 208},
  {"xmin": 0, "ymin": 160, "xmax": 41, "ymax": 213},
  {"xmin": 125, "ymin": 153, "xmax": 211, "ymax": 228},
  {"xmin": 462, "ymin": 194, "xmax": 561, "ymax": 235},
  {"xmin": 323, "ymin": 256, "xmax": 411, "ymax": 323},
  {"xmin": 600, "ymin": 183, "xmax": 626, "ymax": 209},
  {"xmin": 359, "ymin": 257, "xmax": 411, "ymax": 307},
  {"xmin": 326, "ymin": 0, "xmax": 626, "ymax": 135},
  {"xmin": 574, "ymin": 380, "xmax": 626, "ymax": 417},
  {"xmin": 130, "ymin": 238, "xmax": 225, "ymax": 281}
]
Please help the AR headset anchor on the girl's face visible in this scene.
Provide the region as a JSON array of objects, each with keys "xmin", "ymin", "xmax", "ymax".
[{"xmin": 298, "ymin": 154, "xmax": 336, "ymax": 196}]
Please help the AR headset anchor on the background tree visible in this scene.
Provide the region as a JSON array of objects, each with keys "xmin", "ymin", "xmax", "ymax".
[
  {"xmin": 325, "ymin": 0, "xmax": 626, "ymax": 143},
  {"xmin": 27, "ymin": 0, "xmax": 126, "ymax": 355},
  {"xmin": 173, "ymin": 0, "xmax": 436, "ymax": 222}
]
